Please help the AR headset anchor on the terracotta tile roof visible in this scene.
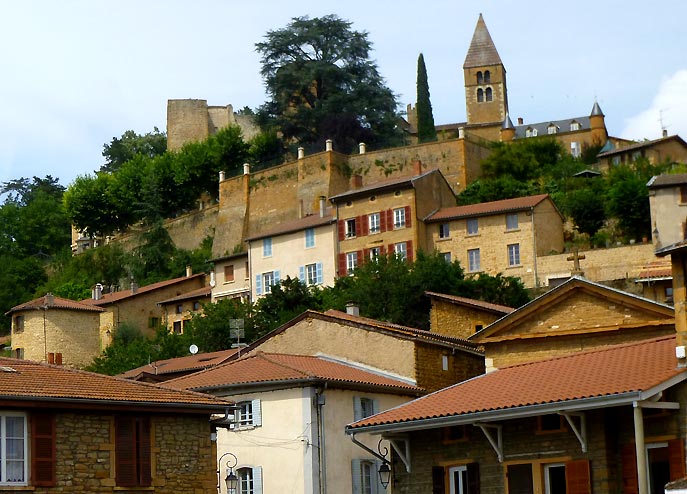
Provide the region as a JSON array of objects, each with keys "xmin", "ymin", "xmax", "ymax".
[
  {"xmin": 119, "ymin": 349, "xmax": 239, "ymax": 379},
  {"xmin": 165, "ymin": 352, "xmax": 422, "ymax": 394},
  {"xmin": 425, "ymin": 292, "xmax": 515, "ymax": 315},
  {"xmin": 158, "ymin": 286, "xmax": 212, "ymax": 305},
  {"xmin": 6, "ymin": 295, "xmax": 105, "ymax": 316},
  {"xmin": 348, "ymin": 336, "xmax": 685, "ymax": 431},
  {"xmin": 329, "ymin": 169, "xmax": 440, "ymax": 203},
  {"xmin": 636, "ymin": 260, "xmax": 672, "ymax": 281},
  {"xmin": 0, "ymin": 357, "xmax": 231, "ymax": 411},
  {"xmin": 426, "ymin": 194, "xmax": 552, "ymax": 222},
  {"xmin": 246, "ymin": 211, "xmax": 335, "ymax": 241},
  {"xmin": 81, "ymin": 273, "xmax": 206, "ymax": 306}
]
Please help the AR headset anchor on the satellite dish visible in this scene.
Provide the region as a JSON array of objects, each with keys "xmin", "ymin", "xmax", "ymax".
[{"xmin": 189, "ymin": 344, "xmax": 199, "ymax": 355}]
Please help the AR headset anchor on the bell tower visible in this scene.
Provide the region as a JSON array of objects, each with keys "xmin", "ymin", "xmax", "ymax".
[{"xmin": 463, "ymin": 14, "xmax": 509, "ymax": 126}]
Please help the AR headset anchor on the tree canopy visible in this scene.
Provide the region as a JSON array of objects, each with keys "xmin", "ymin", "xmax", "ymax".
[
  {"xmin": 416, "ymin": 53, "xmax": 437, "ymax": 143},
  {"xmin": 101, "ymin": 128, "xmax": 167, "ymax": 173},
  {"xmin": 255, "ymin": 15, "xmax": 402, "ymax": 153}
]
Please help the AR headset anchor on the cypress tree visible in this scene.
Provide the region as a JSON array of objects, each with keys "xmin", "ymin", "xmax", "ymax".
[{"xmin": 416, "ymin": 53, "xmax": 437, "ymax": 142}]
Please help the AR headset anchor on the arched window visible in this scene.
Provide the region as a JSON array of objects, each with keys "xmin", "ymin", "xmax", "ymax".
[
  {"xmin": 484, "ymin": 70, "xmax": 491, "ymax": 83},
  {"xmin": 485, "ymin": 87, "xmax": 493, "ymax": 102},
  {"xmin": 476, "ymin": 71, "xmax": 483, "ymax": 84},
  {"xmin": 477, "ymin": 88, "xmax": 484, "ymax": 103}
]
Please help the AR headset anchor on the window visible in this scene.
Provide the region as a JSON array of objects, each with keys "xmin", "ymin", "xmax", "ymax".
[
  {"xmin": 173, "ymin": 321, "xmax": 182, "ymax": 334},
  {"xmin": 547, "ymin": 124, "xmax": 557, "ymax": 134},
  {"xmin": 508, "ymin": 244, "xmax": 521, "ymax": 266},
  {"xmin": 234, "ymin": 400, "xmax": 262, "ymax": 429},
  {"xmin": 441, "ymin": 252, "xmax": 452, "ymax": 263},
  {"xmin": 237, "ymin": 466, "xmax": 263, "ymax": 494},
  {"xmin": 443, "ymin": 425, "xmax": 468, "ymax": 443},
  {"xmin": 346, "ymin": 252, "xmax": 358, "ymax": 274},
  {"xmin": 369, "ymin": 247, "xmax": 381, "ymax": 261},
  {"xmin": 148, "ymin": 317, "xmax": 160, "ymax": 328},
  {"xmin": 305, "ymin": 228, "xmax": 315, "ymax": 248},
  {"xmin": 447, "ymin": 464, "xmax": 480, "ymax": 494},
  {"xmin": 345, "ymin": 218, "xmax": 357, "ymax": 238},
  {"xmin": 570, "ymin": 121, "xmax": 580, "ymax": 131},
  {"xmin": 115, "ymin": 416, "xmax": 151, "ymax": 487},
  {"xmin": 477, "ymin": 88, "xmax": 484, "ymax": 103},
  {"xmin": 263, "ymin": 238, "xmax": 272, "ymax": 257},
  {"xmin": 13, "ymin": 315, "xmax": 24, "ymax": 334},
  {"xmin": 476, "ymin": 71, "xmax": 483, "ymax": 84},
  {"xmin": 571, "ymin": 141, "xmax": 581, "ymax": 158},
  {"xmin": 485, "ymin": 87, "xmax": 493, "ymax": 102},
  {"xmin": 506, "ymin": 213, "xmax": 519, "ymax": 230},
  {"xmin": 369, "ymin": 213, "xmax": 380, "ymax": 234},
  {"xmin": 354, "ymin": 396, "xmax": 378, "ymax": 421},
  {"xmin": 612, "ymin": 156, "xmax": 621, "ymax": 166},
  {"xmin": 225, "ymin": 264, "xmax": 235, "ymax": 282},
  {"xmin": 193, "ymin": 301, "xmax": 201, "ymax": 311},
  {"xmin": 300, "ymin": 263, "xmax": 323, "ymax": 286},
  {"xmin": 352, "ymin": 459, "xmax": 384, "ymax": 494},
  {"xmin": 484, "ymin": 70, "xmax": 490, "ymax": 83},
  {"xmin": 439, "ymin": 223, "xmax": 450, "ymax": 239},
  {"xmin": 255, "ymin": 271, "xmax": 280, "ymax": 296},
  {"xmin": 525, "ymin": 128, "xmax": 532, "ymax": 137},
  {"xmin": 468, "ymin": 249, "xmax": 480, "ymax": 272},
  {"xmin": 393, "ymin": 208, "xmax": 406, "ymax": 228},
  {"xmin": 544, "ymin": 463, "xmax": 566, "ymax": 494},
  {"xmin": 532, "ymin": 128, "xmax": 538, "ymax": 137},
  {"xmin": 467, "ymin": 218, "xmax": 478, "ymax": 235},
  {"xmin": 666, "ymin": 286, "xmax": 674, "ymax": 303},
  {"xmin": 0, "ymin": 413, "xmax": 27, "ymax": 485},
  {"xmin": 537, "ymin": 414, "xmax": 566, "ymax": 433},
  {"xmin": 176, "ymin": 304, "xmax": 183, "ymax": 314},
  {"xmin": 263, "ymin": 272, "xmax": 274, "ymax": 294},
  {"xmin": 442, "ymin": 355, "xmax": 449, "ymax": 371},
  {"xmin": 394, "ymin": 242, "xmax": 407, "ymax": 261}
]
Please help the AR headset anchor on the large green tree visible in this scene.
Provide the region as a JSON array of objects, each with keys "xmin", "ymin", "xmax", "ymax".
[
  {"xmin": 101, "ymin": 128, "xmax": 167, "ymax": 173},
  {"xmin": 255, "ymin": 15, "xmax": 402, "ymax": 153},
  {"xmin": 416, "ymin": 53, "xmax": 437, "ymax": 143}
]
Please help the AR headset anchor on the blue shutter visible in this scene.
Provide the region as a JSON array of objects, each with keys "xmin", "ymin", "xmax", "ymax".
[
  {"xmin": 253, "ymin": 466, "xmax": 263, "ymax": 494},
  {"xmin": 255, "ymin": 275, "xmax": 262, "ymax": 296},
  {"xmin": 373, "ymin": 459, "xmax": 384, "ymax": 494},
  {"xmin": 274, "ymin": 270, "xmax": 280, "ymax": 285},
  {"xmin": 353, "ymin": 396, "xmax": 363, "ymax": 421},
  {"xmin": 316, "ymin": 262, "xmax": 323, "ymax": 284},
  {"xmin": 251, "ymin": 399, "xmax": 262, "ymax": 426},
  {"xmin": 299, "ymin": 266, "xmax": 305, "ymax": 283},
  {"xmin": 351, "ymin": 459, "xmax": 362, "ymax": 494}
]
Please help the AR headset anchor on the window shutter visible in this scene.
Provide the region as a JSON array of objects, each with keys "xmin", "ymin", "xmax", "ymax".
[
  {"xmin": 138, "ymin": 417, "xmax": 152, "ymax": 487},
  {"xmin": 467, "ymin": 462, "xmax": 480, "ymax": 494},
  {"xmin": 380, "ymin": 211, "xmax": 387, "ymax": 232},
  {"xmin": 316, "ymin": 263, "xmax": 323, "ymax": 284},
  {"xmin": 405, "ymin": 206, "xmax": 412, "ymax": 227},
  {"xmin": 353, "ymin": 396, "xmax": 363, "ymax": 421},
  {"xmin": 356, "ymin": 216, "xmax": 363, "ymax": 237},
  {"xmin": 115, "ymin": 416, "xmax": 136, "ymax": 487},
  {"xmin": 362, "ymin": 214, "xmax": 369, "ymax": 236},
  {"xmin": 299, "ymin": 266, "xmax": 305, "ymax": 284},
  {"xmin": 338, "ymin": 220, "xmax": 345, "ymax": 241},
  {"xmin": 407, "ymin": 240, "xmax": 414, "ymax": 262},
  {"xmin": 31, "ymin": 412, "xmax": 56, "ymax": 487},
  {"xmin": 669, "ymin": 438, "xmax": 686, "ymax": 480},
  {"xmin": 565, "ymin": 459, "xmax": 590, "ymax": 494},
  {"xmin": 252, "ymin": 399, "xmax": 262, "ymax": 426},
  {"xmin": 372, "ymin": 399, "xmax": 380, "ymax": 415},
  {"xmin": 351, "ymin": 459, "xmax": 363, "ymax": 494},
  {"xmin": 357, "ymin": 250, "xmax": 363, "ymax": 265},
  {"xmin": 255, "ymin": 275, "xmax": 262, "ymax": 296},
  {"xmin": 274, "ymin": 270, "xmax": 280, "ymax": 285},
  {"xmin": 338, "ymin": 253, "xmax": 347, "ymax": 276},
  {"xmin": 621, "ymin": 443, "xmax": 638, "ymax": 494},
  {"xmin": 432, "ymin": 466, "xmax": 446, "ymax": 494},
  {"xmin": 253, "ymin": 466, "xmax": 263, "ymax": 494},
  {"xmin": 363, "ymin": 248, "xmax": 370, "ymax": 261},
  {"xmin": 387, "ymin": 210, "xmax": 394, "ymax": 229}
]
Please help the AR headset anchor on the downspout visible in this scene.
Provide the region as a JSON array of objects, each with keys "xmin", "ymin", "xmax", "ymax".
[
  {"xmin": 316, "ymin": 385, "xmax": 327, "ymax": 494},
  {"xmin": 530, "ymin": 206, "xmax": 539, "ymax": 290},
  {"xmin": 633, "ymin": 403, "xmax": 648, "ymax": 494}
]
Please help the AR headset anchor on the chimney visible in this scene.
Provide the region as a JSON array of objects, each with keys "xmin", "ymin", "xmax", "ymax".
[
  {"xmin": 413, "ymin": 159, "xmax": 423, "ymax": 176},
  {"xmin": 92, "ymin": 284, "xmax": 103, "ymax": 301},
  {"xmin": 345, "ymin": 303, "xmax": 360, "ymax": 316},
  {"xmin": 243, "ymin": 163, "xmax": 250, "ymax": 175},
  {"xmin": 518, "ymin": 117, "xmax": 524, "ymax": 125},
  {"xmin": 298, "ymin": 147, "xmax": 305, "ymax": 159},
  {"xmin": 458, "ymin": 127, "xmax": 465, "ymax": 139},
  {"xmin": 186, "ymin": 265, "xmax": 193, "ymax": 277},
  {"xmin": 45, "ymin": 293, "xmax": 54, "ymax": 307},
  {"xmin": 351, "ymin": 174, "xmax": 363, "ymax": 189},
  {"xmin": 131, "ymin": 278, "xmax": 138, "ymax": 294},
  {"xmin": 325, "ymin": 139, "xmax": 333, "ymax": 152},
  {"xmin": 219, "ymin": 170, "xmax": 226, "ymax": 182},
  {"xmin": 359, "ymin": 142, "xmax": 366, "ymax": 154},
  {"xmin": 663, "ymin": 129, "xmax": 668, "ymax": 138},
  {"xmin": 210, "ymin": 270, "xmax": 216, "ymax": 287},
  {"xmin": 319, "ymin": 196, "xmax": 326, "ymax": 217}
]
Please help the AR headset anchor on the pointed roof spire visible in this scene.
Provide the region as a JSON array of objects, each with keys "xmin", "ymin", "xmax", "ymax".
[
  {"xmin": 591, "ymin": 100, "xmax": 604, "ymax": 117},
  {"xmin": 502, "ymin": 112, "xmax": 515, "ymax": 130},
  {"xmin": 463, "ymin": 14, "xmax": 503, "ymax": 69}
]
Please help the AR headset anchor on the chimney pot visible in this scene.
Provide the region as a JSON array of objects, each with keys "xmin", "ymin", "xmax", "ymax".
[
  {"xmin": 345, "ymin": 303, "xmax": 360, "ymax": 316},
  {"xmin": 359, "ymin": 142, "xmax": 366, "ymax": 154},
  {"xmin": 458, "ymin": 127, "xmax": 465, "ymax": 139},
  {"xmin": 663, "ymin": 129, "xmax": 668, "ymax": 138},
  {"xmin": 186, "ymin": 265, "xmax": 192, "ymax": 277},
  {"xmin": 45, "ymin": 293, "xmax": 54, "ymax": 307},
  {"xmin": 243, "ymin": 163, "xmax": 250, "ymax": 175},
  {"xmin": 298, "ymin": 147, "xmax": 305, "ymax": 159},
  {"xmin": 219, "ymin": 171, "xmax": 226, "ymax": 182},
  {"xmin": 319, "ymin": 196, "xmax": 326, "ymax": 217},
  {"xmin": 518, "ymin": 117, "xmax": 524, "ymax": 125},
  {"xmin": 325, "ymin": 139, "xmax": 333, "ymax": 152}
]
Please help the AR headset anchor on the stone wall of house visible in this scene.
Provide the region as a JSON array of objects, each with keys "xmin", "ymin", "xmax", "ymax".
[
  {"xmin": 38, "ymin": 411, "xmax": 217, "ymax": 493},
  {"xmin": 12, "ymin": 309, "xmax": 101, "ymax": 368},
  {"xmin": 429, "ymin": 300, "xmax": 505, "ymax": 339},
  {"xmin": 414, "ymin": 342, "xmax": 484, "ymax": 393}
]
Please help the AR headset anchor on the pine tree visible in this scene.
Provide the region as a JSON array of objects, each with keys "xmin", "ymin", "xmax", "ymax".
[{"xmin": 416, "ymin": 53, "xmax": 437, "ymax": 143}]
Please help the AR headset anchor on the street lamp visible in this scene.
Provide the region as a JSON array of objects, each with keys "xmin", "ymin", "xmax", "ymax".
[
  {"xmin": 377, "ymin": 439, "xmax": 391, "ymax": 489},
  {"xmin": 217, "ymin": 452, "xmax": 239, "ymax": 494}
]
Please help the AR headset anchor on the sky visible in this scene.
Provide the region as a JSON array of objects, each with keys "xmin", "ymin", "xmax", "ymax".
[{"xmin": 1, "ymin": 1, "xmax": 686, "ymax": 188}]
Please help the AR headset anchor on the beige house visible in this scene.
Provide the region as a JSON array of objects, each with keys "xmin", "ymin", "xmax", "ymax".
[
  {"xmin": 598, "ymin": 134, "xmax": 687, "ymax": 171},
  {"xmin": 329, "ymin": 165, "xmax": 456, "ymax": 276},
  {"xmin": 210, "ymin": 252, "xmax": 251, "ymax": 302},
  {"xmin": 158, "ymin": 286, "xmax": 211, "ymax": 334},
  {"xmin": 427, "ymin": 291, "xmax": 514, "ymax": 339},
  {"xmin": 648, "ymin": 173, "xmax": 687, "ymax": 250},
  {"xmin": 246, "ymin": 207, "xmax": 337, "ymax": 300},
  {"xmin": 426, "ymin": 194, "xmax": 564, "ymax": 288}
]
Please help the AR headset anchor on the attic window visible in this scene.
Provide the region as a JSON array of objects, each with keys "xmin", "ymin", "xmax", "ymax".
[
  {"xmin": 0, "ymin": 366, "xmax": 17, "ymax": 373},
  {"xmin": 548, "ymin": 124, "xmax": 558, "ymax": 134},
  {"xmin": 570, "ymin": 121, "xmax": 580, "ymax": 131}
]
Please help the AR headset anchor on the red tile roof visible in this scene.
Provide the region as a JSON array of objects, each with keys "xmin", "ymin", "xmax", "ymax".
[
  {"xmin": 0, "ymin": 357, "xmax": 231, "ymax": 411},
  {"xmin": 165, "ymin": 352, "xmax": 423, "ymax": 394},
  {"xmin": 81, "ymin": 273, "xmax": 206, "ymax": 306},
  {"xmin": 119, "ymin": 349, "xmax": 239, "ymax": 379},
  {"xmin": 6, "ymin": 295, "xmax": 105, "ymax": 316},
  {"xmin": 158, "ymin": 286, "xmax": 212, "ymax": 305},
  {"xmin": 245, "ymin": 211, "xmax": 335, "ymax": 241},
  {"xmin": 636, "ymin": 260, "xmax": 672, "ymax": 281},
  {"xmin": 425, "ymin": 292, "xmax": 515, "ymax": 315},
  {"xmin": 427, "ymin": 194, "xmax": 552, "ymax": 222},
  {"xmin": 329, "ymin": 169, "xmax": 441, "ymax": 203},
  {"xmin": 348, "ymin": 335, "xmax": 686, "ymax": 431}
]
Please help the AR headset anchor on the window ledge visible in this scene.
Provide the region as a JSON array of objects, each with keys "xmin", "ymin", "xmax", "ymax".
[
  {"xmin": 466, "ymin": 233, "xmax": 480, "ymax": 238},
  {"xmin": 507, "ymin": 265, "xmax": 522, "ymax": 269},
  {"xmin": 436, "ymin": 237, "xmax": 451, "ymax": 242},
  {"xmin": 224, "ymin": 281, "xmax": 236, "ymax": 284},
  {"xmin": 0, "ymin": 486, "xmax": 34, "ymax": 491},
  {"xmin": 505, "ymin": 228, "xmax": 521, "ymax": 233},
  {"xmin": 114, "ymin": 487, "xmax": 155, "ymax": 492}
]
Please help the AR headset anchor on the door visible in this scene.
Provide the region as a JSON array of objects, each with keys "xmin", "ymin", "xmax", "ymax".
[{"xmin": 507, "ymin": 464, "xmax": 534, "ymax": 494}]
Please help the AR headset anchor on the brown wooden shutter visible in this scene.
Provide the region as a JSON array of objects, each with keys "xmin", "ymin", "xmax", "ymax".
[
  {"xmin": 338, "ymin": 220, "xmax": 345, "ymax": 241},
  {"xmin": 363, "ymin": 248, "xmax": 370, "ymax": 262},
  {"xmin": 380, "ymin": 211, "xmax": 387, "ymax": 232},
  {"xmin": 115, "ymin": 416, "xmax": 137, "ymax": 487},
  {"xmin": 668, "ymin": 438, "xmax": 686, "ymax": 481},
  {"xmin": 467, "ymin": 462, "xmax": 480, "ymax": 494},
  {"xmin": 138, "ymin": 417, "xmax": 152, "ymax": 487},
  {"xmin": 407, "ymin": 240, "xmax": 414, "ymax": 262},
  {"xmin": 355, "ymin": 216, "xmax": 362, "ymax": 237},
  {"xmin": 387, "ymin": 210, "xmax": 394, "ymax": 229},
  {"xmin": 31, "ymin": 412, "xmax": 56, "ymax": 487},
  {"xmin": 405, "ymin": 206, "xmax": 412, "ymax": 227},
  {"xmin": 338, "ymin": 253, "xmax": 347, "ymax": 276},
  {"xmin": 361, "ymin": 215, "xmax": 369, "ymax": 236},
  {"xmin": 621, "ymin": 443, "xmax": 639, "ymax": 494},
  {"xmin": 432, "ymin": 466, "xmax": 446, "ymax": 494},
  {"xmin": 565, "ymin": 459, "xmax": 591, "ymax": 494}
]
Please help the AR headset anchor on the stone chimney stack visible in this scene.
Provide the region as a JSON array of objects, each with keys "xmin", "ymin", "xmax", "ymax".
[
  {"xmin": 45, "ymin": 293, "xmax": 54, "ymax": 307},
  {"xmin": 345, "ymin": 303, "xmax": 360, "ymax": 316}
]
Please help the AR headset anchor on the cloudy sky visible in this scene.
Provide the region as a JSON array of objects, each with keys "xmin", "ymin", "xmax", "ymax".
[{"xmin": 1, "ymin": 1, "xmax": 685, "ymax": 187}]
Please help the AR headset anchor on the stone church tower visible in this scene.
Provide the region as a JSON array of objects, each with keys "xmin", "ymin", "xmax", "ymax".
[{"xmin": 463, "ymin": 14, "xmax": 509, "ymax": 128}]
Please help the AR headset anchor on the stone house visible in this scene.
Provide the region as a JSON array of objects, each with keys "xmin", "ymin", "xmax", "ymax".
[
  {"xmin": 426, "ymin": 291, "xmax": 514, "ymax": 339},
  {"xmin": 210, "ymin": 252, "xmax": 251, "ymax": 302},
  {"xmin": 425, "ymin": 194, "xmax": 564, "ymax": 288},
  {"xmin": 598, "ymin": 134, "xmax": 687, "ymax": 172},
  {"xmin": 165, "ymin": 351, "xmax": 422, "ymax": 494},
  {"xmin": 0, "ymin": 356, "xmax": 231, "ymax": 492},
  {"xmin": 329, "ymin": 165, "xmax": 457, "ymax": 276},
  {"xmin": 158, "ymin": 286, "xmax": 212, "ymax": 334},
  {"xmin": 120, "ymin": 348, "xmax": 239, "ymax": 383},
  {"xmin": 648, "ymin": 173, "xmax": 687, "ymax": 251}
]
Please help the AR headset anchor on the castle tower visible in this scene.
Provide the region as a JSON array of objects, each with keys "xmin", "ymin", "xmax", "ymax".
[
  {"xmin": 463, "ymin": 14, "xmax": 509, "ymax": 126},
  {"xmin": 589, "ymin": 100, "xmax": 608, "ymax": 145}
]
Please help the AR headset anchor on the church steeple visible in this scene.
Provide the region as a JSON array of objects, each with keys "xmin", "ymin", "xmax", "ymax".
[{"xmin": 463, "ymin": 14, "xmax": 509, "ymax": 127}]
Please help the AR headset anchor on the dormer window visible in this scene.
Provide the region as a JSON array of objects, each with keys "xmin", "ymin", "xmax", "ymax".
[
  {"xmin": 485, "ymin": 87, "xmax": 493, "ymax": 102},
  {"xmin": 532, "ymin": 128, "xmax": 538, "ymax": 137},
  {"xmin": 547, "ymin": 124, "xmax": 558, "ymax": 135},
  {"xmin": 570, "ymin": 121, "xmax": 580, "ymax": 131},
  {"xmin": 525, "ymin": 127, "xmax": 533, "ymax": 138}
]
